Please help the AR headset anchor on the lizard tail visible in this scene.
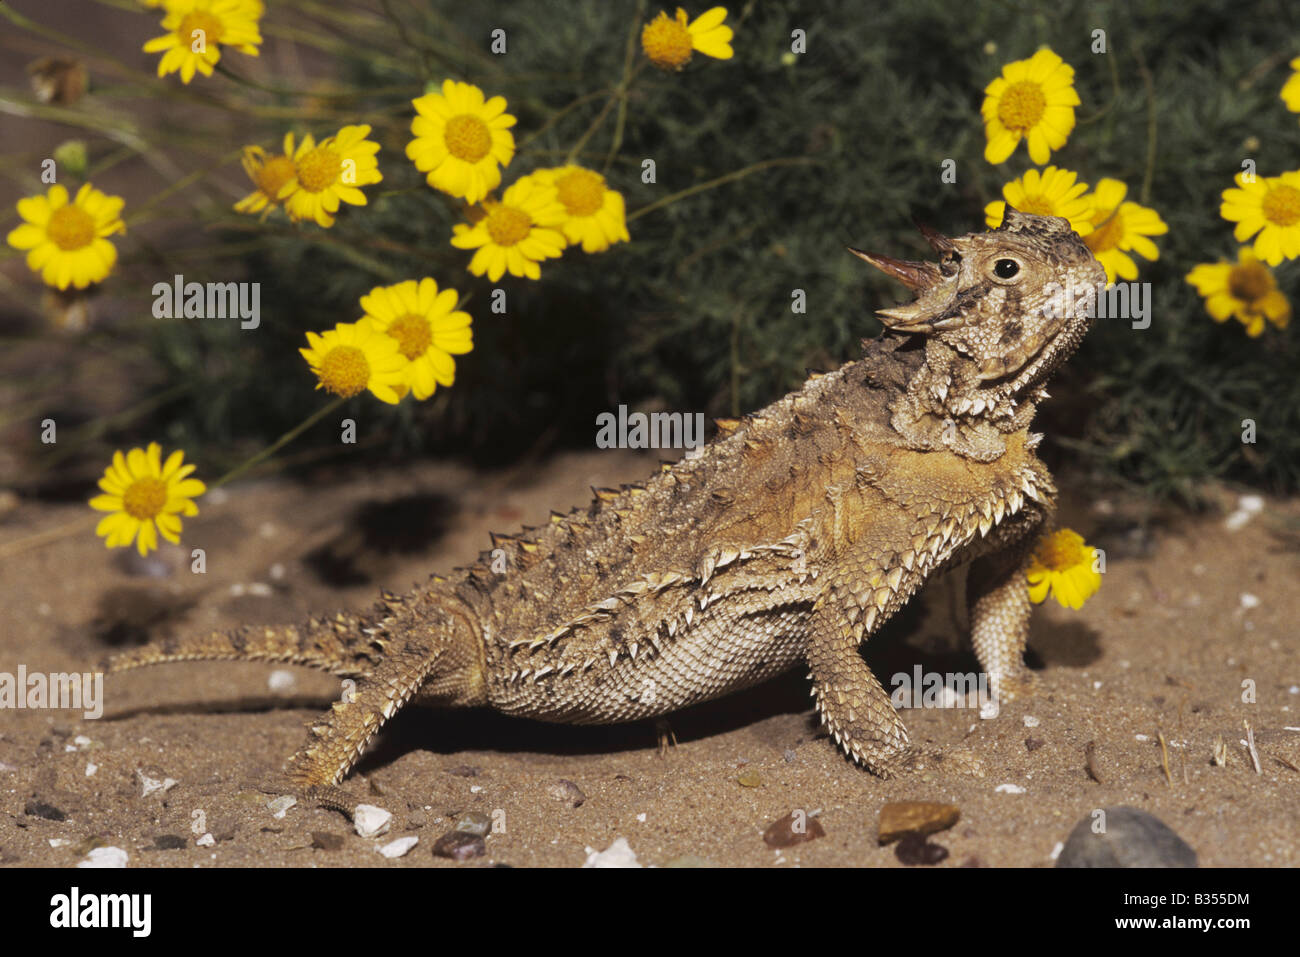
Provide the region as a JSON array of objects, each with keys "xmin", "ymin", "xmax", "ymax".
[{"xmin": 103, "ymin": 613, "xmax": 384, "ymax": 678}]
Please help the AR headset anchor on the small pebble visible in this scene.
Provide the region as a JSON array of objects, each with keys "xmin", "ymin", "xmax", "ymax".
[
  {"xmin": 24, "ymin": 800, "xmax": 66, "ymax": 821},
  {"xmin": 737, "ymin": 768, "xmax": 762, "ymax": 788},
  {"xmin": 73, "ymin": 735, "xmax": 92, "ymax": 749},
  {"xmin": 995, "ymin": 783, "xmax": 1025, "ymax": 794},
  {"xmin": 267, "ymin": 795, "xmax": 296, "ymax": 819},
  {"xmin": 354, "ymin": 804, "xmax": 392, "ymax": 838},
  {"xmin": 877, "ymin": 802, "xmax": 960, "ymax": 845},
  {"xmin": 783, "ymin": 749, "xmax": 797, "ymax": 763},
  {"xmin": 195, "ymin": 833, "xmax": 215, "ymax": 847},
  {"xmin": 582, "ymin": 837, "xmax": 640, "ymax": 868},
  {"xmin": 48, "ymin": 838, "xmax": 71, "ymax": 848},
  {"xmin": 1023, "ymin": 715, "xmax": 1040, "ymax": 728},
  {"xmin": 85, "ymin": 763, "xmax": 97, "ymax": 777},
  {"xmin": 378, "ymin": 836, "xmax": 419, "ymax": 859},
  {"xmin": 1056, "ymin": 806, "xmax": 1197, "ymax": 868},
  {"xmin": 138, "ymin": 771, "xmax": 177, "ymax": 797},
  {"xmin": 433, "ymin": 831, "xmax": 485, "ymax": 862},
  {"xmin": 453, "ymin": 812, "xmax": 491, "ymax": 837},
  {"xmin": 1239, "ymin": 593, "xmax": 1260, "ymax": 610},
  {"xmin": 77, "ymin": 847, "xmax": 128, "ymax": 868},
  {"xmin": 247, "ymin": 582, "xmax": 273, "ymax": 597},
  {"xmin": 546, "ymin": 779, "xmax": 586, "ymax": 808},
  {"xmin": 762, "ymin": 810, "xmax": 826, "ymax": 848},
  {"xmin": 1025, "ymin": 738, "xmax": 1044, "ymax": 752},
  {"xmin": 269, "ymin": 563, "xmax": 285, "ymax": 580},
  {"xmin": 153, "ymin": 834, "xmax": 186, "ymax": 850}
]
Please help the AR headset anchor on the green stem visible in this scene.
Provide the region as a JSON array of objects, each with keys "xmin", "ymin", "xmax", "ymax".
[
  {"xmin": 212, "ymin": 396, "xmax": 346, "ymax": 488},
  {"xmin": 627, "ymin": 157, "xmax": 819, "ymax": 223},
  {"xmin": 602, "ymin": 1, "xmax": 647, "ymax": 173},
  {"xmin": 1134, "ymin": 45, "xmax": 1157, "ymax": 207}
]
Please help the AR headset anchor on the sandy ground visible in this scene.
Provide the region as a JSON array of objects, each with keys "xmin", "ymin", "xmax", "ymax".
[{"xmin": 0, "ymin": 451, "xmax": 1297, "ymax": 868}]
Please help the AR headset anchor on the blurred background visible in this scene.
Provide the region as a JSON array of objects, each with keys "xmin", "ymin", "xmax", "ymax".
[{"xmin": 1, "ymin": 0, "xmax": 1298, "ymax": 515}]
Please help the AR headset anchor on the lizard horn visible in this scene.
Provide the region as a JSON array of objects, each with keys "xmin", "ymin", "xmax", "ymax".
[
  {"xmin": 846, "ymin": 247, "xmax": 939, "ymax": 293},
  {"xmin": 912, "ymin": 218, "xmax": 956, "ymax": 254}
]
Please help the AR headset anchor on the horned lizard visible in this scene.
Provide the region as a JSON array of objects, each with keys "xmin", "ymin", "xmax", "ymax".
[{"xmin": 106, "ymin": 209, "xmax": 1105, "ymax": 795}]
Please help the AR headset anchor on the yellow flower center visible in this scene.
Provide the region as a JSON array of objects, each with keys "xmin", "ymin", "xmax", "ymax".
[
  {"xmin": 1085, "ymin": 208, "xmax": 1124, "ymax": 254},
  {"xmin": 1228, "ymin": 262, "xmax": 1272, "ymax": 303},
  {"xmin": 642, "ymin": 10, "xmax": 693, "ymax": 70},
  {"xmin": 296, "ymin": 146, "xmax": 341, "ymax": 193},
  {"xmin": 46, "ymin": 204, "xmax": 96, "ymax": 251},
  {"xmin": 1034, "ymin": 530, "xmax": 1090, "ymax": 571},
  {"xmin": 123, "ymin": 477, "xmax": 168, "ymax": 521},
  {"xmin": 256, "ymin": 155, "xmax": 297, "ymax": 199},
  {"xmin": 555, "ymin": 169, "xmax": 605, "ymax": 217},
  {"xmin": 484, "ymin": 203, "xmax": 533, "ymax": 247},
  {"xmin": 317, "ymin": 345, "xmax": 370, "ymax": 397},
  {"xmin": 996, "ymin": 80, "xmax": 1047, "ymax": 132},
  {"xmin": 177, "ymin": 10, "xmax": 224, "ymax": 46},
  {"xmin": 1015, "ymin": 195, "xmax": 1058, "ymax": 218},
  {"xmin": 444, "ymin": 114, "xmax": 493, "ymax": 163},
  {"xmin": 1261, "ymin": 184, "xmax": 1300, "ymax": 227},
  {"xmin": 386, "ymin": 313, "xmax": 433, "ymax": 360}
]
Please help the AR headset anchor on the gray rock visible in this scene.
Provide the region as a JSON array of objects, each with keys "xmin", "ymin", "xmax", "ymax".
[{"xmin": 1056, "ymin": 806, "xmax": 1197, "ymax": 868}]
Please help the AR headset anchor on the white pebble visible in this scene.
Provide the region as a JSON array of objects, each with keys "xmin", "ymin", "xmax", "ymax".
[
  {"xmin": 378, "ymin": 836, "xmax": 419, "ymax": 859},
  {"xmin": 995, "ymin": 783, "xmax": 1026, "ymax": 794},
  {"xmin": 1023, "ymin": 715, "xmax": 1040, "ymax": 728},
  {"xmin": 77, "ymin": 847, "xmax": 128, "ymax": 868},
  {"xmin": 1049, "ymin": 841, "xmax": 1064, "ymax": 861},
  {"xmin": 1239, "ymin": 593, "xmax": 1260, "ymax": 610},
  {"xmin": 229, "ymin": 583, "xmax": 245, "ymax": 596},
  {"xmin": 1289, "ymin": 686, "xmax": 1299, "ymax": 695},
  {"xmin": 138, "ymin": 770, "xmax": 177, "ymax": 797},
  {"xmin": 195, "ymin": 833, "xmax": 215, "ymax": 847},
  {"xmin": 1239, "ymin": 494, "xmax": 1264, "ymax": 513},
  {"xmin": 978, "ymin": 698, "xmax": 1000, "ymax": 719},
  {"xmin": 469, "ymin": 785, "xmax": 483, "ymax": 794},
  {"xmin": 354, "ymin": 804, "xmax": 392, "ymax": 838},
  {"xmin": 267, "ymin": 795, "xmax": 296, "ymax": 819},
  {"xmin": 74, "ymin": 735, "xmax": 92, "ymax": 749},
  {"xmin": 1135, "ymin": 733, "xmax": 1150, "ymax": 742},
  {"xmin": 247, "ymin": 582, "xmax": 273, "ymax": 597},
  {"xmin": 635, "ymin": 812, "xmax": 647, "ymax": 823},
  {"xmin": 48, "ymin": 838, "xmax": 71, "ymax": 848},
  {"xmin": 269, "ymin": 563, "xmax": 285, "ymax": 580},
  {"xmin": 582, "ymin": 836, "xmax": 641, "ymax": 868},
  {"xmin": 1093, "ymin": 681, "xmax": 1103, "ymax": 690},
  {"xmin": 85, "ymin": 762, "xmax": 97, "ymax": 777},
  {"xmin": 267, "ymin": 669, "xmax": 296, "ymax": 692}
]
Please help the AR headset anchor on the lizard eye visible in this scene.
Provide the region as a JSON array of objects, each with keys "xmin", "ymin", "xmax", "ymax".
[{"xmin": 993, "ymin": 258, "xmax": 1020, "ymax": 279}]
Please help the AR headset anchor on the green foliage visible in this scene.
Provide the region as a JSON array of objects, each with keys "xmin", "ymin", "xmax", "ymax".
[{"xmin": 5, "ymin": 0, "xmax": 1300, "ymax": 498}]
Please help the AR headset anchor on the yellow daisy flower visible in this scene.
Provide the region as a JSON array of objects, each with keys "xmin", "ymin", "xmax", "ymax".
[
  {"xmin": 1185, "ymin": 248, "xmax": 1291, "ymax": 338},
  {"xmin": 233, "ymin": 133, "xmax": 298, "ymax": 217},
  {"xmin": 300, "ymin": 320, "xmax": 407, "ymax": 404},
  {"xmin": 406, "ymin": 80, "xmax": 516, "ymax": 205},
  {"xmin": 278, "ymin": 124, "xmax": 383, "ymax": 229},
  {"xmin": 981, "ymin": 48, "xmax": 1079, "ymax": 165},
  {"xmin": 6, "ymin": 183, "xmax": 126, "ymax": 291},
  {"xmin": 359, "ymin": 278, "xmax": 474, "ymax": 401},
  {"xmin": 1026, "ymin": 528, "xmax": 1101, "ymax": 611},
  {"xmin": 1220, "ymin": 169, "xmax": 1300, "ymax": 266},
  {"xmin": 142, "ymin": 0, "xmax": 262, "ymax": 85},
  {"xmin": 531, "ymin": 165, "xmax": 630, "ymax": 253},
  {"xmin": 1081, "ymin": 178, "xmax": 1168, "ymax": 284},
  {"xmin": 89, "ymin": 443, "xmax": 206, "ymax": 556},
  {"xmin": 450, "ymin": 175, "xmax": 568, "ymax": 281},
  {"xmin": 984, "ymin": 166, "xmax": 1094, "ymax": 237},
  {"xmin": 1280, "ymin": 56, "xmax": 1300, "ymax": 115},
  {"xmin": 641, "ymin": 6, "xmax": 734, "ymax": 71}
]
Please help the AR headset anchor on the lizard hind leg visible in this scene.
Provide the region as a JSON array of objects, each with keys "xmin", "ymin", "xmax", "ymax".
[{"xmin": 285, "ymin": 640, "xmax": 446, "ymax": 789}]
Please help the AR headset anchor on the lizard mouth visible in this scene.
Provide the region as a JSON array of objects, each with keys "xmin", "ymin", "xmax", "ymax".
[{"xmin": 848, "ymin": 222, "xmax": 963, "ymax": 333}]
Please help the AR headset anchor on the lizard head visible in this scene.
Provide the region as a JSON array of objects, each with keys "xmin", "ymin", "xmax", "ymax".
[{"xmin": 849, "ymin": 208, "xmax": 1105, "ymax": 403}]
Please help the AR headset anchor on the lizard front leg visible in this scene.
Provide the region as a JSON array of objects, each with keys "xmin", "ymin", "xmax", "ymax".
[{"xmin": 967, "ymin": 509, "xmax": 1045, "ymax": 704}]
